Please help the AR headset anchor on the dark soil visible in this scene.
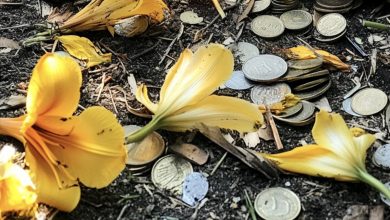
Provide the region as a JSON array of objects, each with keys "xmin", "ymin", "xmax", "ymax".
[{"xmin": 1, "ymin": 0, "xmax": 390, "ymax": 219}]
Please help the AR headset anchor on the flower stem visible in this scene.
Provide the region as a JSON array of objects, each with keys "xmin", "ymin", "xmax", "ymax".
[
  {"xmin": 357, "ymin": 169, "xmax": 390, "ymax": 200},
  {"xmin": 0, "ymin": 117, "xmax": 25, "ymax": 143},
  {"xmin": 125, "ymin": 118, "xmax": 160, "ymax": 144}
]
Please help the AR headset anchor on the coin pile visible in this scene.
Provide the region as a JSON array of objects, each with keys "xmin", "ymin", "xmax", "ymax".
[
  {"xmin": 315, "ymin": 13, "xmax": 347, "ymax": 42},
  {"xmin": 271, "ymin": 0, "xmax": 300, "ymax": 14},
  {"xmin": 314, "ymin": 0, "xmax": 362, "ymax": 13},
  {"xmin": 342, "ymin": 88, "xmax": 388, "ymax": 117}
]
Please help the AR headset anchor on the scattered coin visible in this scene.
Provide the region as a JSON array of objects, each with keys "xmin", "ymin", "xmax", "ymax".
[
  {"xmin": 225, "ymin": 71, "xmax": 255, "ymax": 90},
  {"xmin": 180, "ymin": 11, "xmax": 203, "ymax": 24},
  {"xmin": 235, "ymin": 42, "xmax": 260, "ymax": 63},
  {"xmin": 316, "ymin": 13, "xmax": 346, "ymax": 37},
  {"xmin": 351, "ymin": 88, "xmax": 388, "ymax": 116},
  {"xmin": 251, "ymin": 15, "xmax": 285, "ymax": 38},
  {"xmin": 373, "ymin": 144, "xmax": 390, "ymax": 169},
  {"xmin": 380, "ymin": 182, "xmax": 390, "ymax": 206},
  {"xmin": 342, "ymin": 98, "xmax": 362, "ymax": 117},
  {"xmin": 151, "ymin": 154, "xmax": 193, "ymax": 194},
  {"xmin": 243, "ymin": 55, "xmax": 288, "ymax": 82},
  {"xmin": 277, "ymin": 101, "xmax": 303, "ymax": 118},
  {"xmin": 252, "ymin": 0, "xmax": 271, "ymax": 13},
  {"xmin": 280, "ymin": 10, "xmax": 312, "ymax": 30},
  {"xmin": 288, "ymin": 57, "xmax": 323, "ymax": 70},
  {"xmin": 255, "ymin": 187, "xmax": 301, "ymax": 220},
  {"xmin": 182, "ymin": 172, "xmax": 209, "ymax": 206},
  {"xmin": 250, "ymin": 83, "xmax": 291, "ymax": 105},
  {"xmin": 295, "ymin": 79, "xmax": 331, "ymax": 100},
  {"xmin": 169, "ymin": 143, "xmax": 209, "ymax": 165}
]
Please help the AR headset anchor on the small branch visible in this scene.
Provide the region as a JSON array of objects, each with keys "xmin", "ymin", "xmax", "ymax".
[
  {"xmin": 266, "ymin": 107, "xmax": 283, "ymax": 150},
  {"xmin": 362, "ymin": 20, "xmax": 390, "ymax": 31}
]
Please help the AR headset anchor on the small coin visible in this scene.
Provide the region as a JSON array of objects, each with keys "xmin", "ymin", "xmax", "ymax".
[
  {"xmin": 252, "ymin": 0, "xmax": 271, "ymax": 13},
  {"xmin": 243, "ymin": 55, "xmax": 288, "ymax": 82},
  {"xmin": 251, "ymin": 15, "xmax": 285, "ymax": 38},
  {"xmin": 380, "ymin": 182, "xmax": 390, "ymax": 206},
  {"xmin": 235, "ymin": 42, "xmax": 260, "ymax": 63},
  {"xmin": 225, "ymin": 71, "xmax": 255, "ymax": 90},
  {"xmin": 277, "ymin": 102, "xmax": 303, "ymax": 118},
  {"xmin": 373, "ymin": 144, "xmax": 390, "ymax": 169},
  {"xmin": 280, "ymin": 10, "xmax": 313, "ymax": 30},
  {"xmin": 278, "ymin": 101, "xmax": 315, "ymax": 121},
  {"xmin": 250, "ymin": 83, "xmax": 291, "ymax": 105},
  {"xmin": 182, "ymin": 172, "xmax": 209, "ymax": 206},
  {"xmin": 316, "ymin": 13, "xmax": 346, "ymax": 37},
  {"xmin": 288, "ymin": 57, "xmax": 323, "ymax": 70},
  {"xmin": 255, "ymin": 187, "xmax": 301, "ymax": 220},
  {"xmin": 151, "ymin": 155, "xmax": 193, "ymax": 194},
  {"xmin": 351, "ymin": 88, "xmax": 388, "ymax": 116},
  {"xmin": 342, "ymin": 98, "xmax": 362, "ymax": 117}
]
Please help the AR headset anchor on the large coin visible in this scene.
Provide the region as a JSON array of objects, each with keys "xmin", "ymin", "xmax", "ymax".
[
  {"xmin": 151, "ymin": 155, "xmax": 193, "ymax": 194},
  {"xmin": 351, "ymin": 88, "xmax": 388, "ymax": 116},
  {"xmin": 225, "ymin": 71, "xmax": 255, "ymax": 90},
  {"xmin": 251, "ymin": 15, "xmax": 285, "ymax": 38},
  {"xmin": 316, "ymin": 13, "xmax": 346, "ymax": 37},
  {"xmin": 255, "ymin": 187, "xmax": 301, "ymax": 220},
  {"xmin": 252, "ymin": 0, "xmax": 271, "ymax": 13},
  {"xmin": 243, "ymin": 55, "xmax": 288, "ymax": 82},
  {"xmin": 280, "ymin": 10, "xmax": 313, "ymax": 30},
  {"xmin": 250, "ymin": 83, "xmax": 291, "ymax": 105}
]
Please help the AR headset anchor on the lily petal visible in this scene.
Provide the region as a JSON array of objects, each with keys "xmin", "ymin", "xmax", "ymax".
[
  {"xmin": 262, "ymin": 145, "xmax": 358, "ymax": 181},
  {"xmin": 0, "ymin": 117, "xmax": 25, "ymax": 144},
  {"xmin": 24, "ymin": 53, "xmax": 81, "ymax": 130},
  {"xmin": 161, "ymin": 95, "xmax": 263, "ymax": 132},
  {"xmin": 38, "ymin": 106, "xmax": 126, "ymax": 188},
  {"xmin": 352, "ymin": 133, "xmax": 376, "ymax": 168},
  {"xmin": 157, "ymin": 44, "xmax": 234, "ymax": 117},
  {"xmin": 312, "ymin": 111, "xmax": 356, "ymax": 163},
  {"xmin": 135, "ymin": 84, "xmax": 158, "ymax": 113}
]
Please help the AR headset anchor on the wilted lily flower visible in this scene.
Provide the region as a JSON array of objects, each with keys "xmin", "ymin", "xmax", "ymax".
[
  {"xmin": 0, "ymin": 145, "xmax": 37, "ymax": 214},
  {"xmin": 260, "ymin": 110, "xmax": 390, "ymax": 199},
  {"xmin": 126, "ymin": 44, "xmax": 263, "ymax": 143},
  {"xmin": 0, "ymin": 53, "xmax": 126, "ymax": 211}
]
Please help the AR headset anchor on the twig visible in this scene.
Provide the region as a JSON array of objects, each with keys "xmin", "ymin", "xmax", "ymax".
[
  {"xmin": 96, "ymin": 72, "xmax": 106, "ymax": 101},
  {"xmin": 108, "ymin": 86, "xmax": 118, "ymax": 114},
  {"xmin": 0, "ymin": 1, "xmax": 23, "ymax": 5},
  {"xmin": 266, "ymin": 107, "xmax": 283, "ymax": 150},
  {"xmin": 0, "ymin": 24, "xmax": 30, "ymax": 30},
  {"xmin": 116, "ymin": 204, "xmax": 130, "ymax": 220},
  {"xmin": 130, "ymin": 40, "xmax": 161, "ymax": 59},
  {"xmin": 37, "ymin": 0, "xmax": 42, "ymax": 17},
  {"xmin": 159, "ymin": 23, "xmax": 184, "ymax": 65},
  {"xmin": 244, "ymin": 190, "xmax": 257, "ymax": 220},
  {"xmin": 210, "ymin": 152, "xmax": 227, "ymax": 176},
  {"xmin": 51, "ymin": 39, "xmax": 58, "ymax": 53},
  {"xmin": 190, "ymin": 198, "xmax": 208, "ymax": 220},
  {"xmin": 346, "ymin": 36, "xmax": 368, "ymax": 57}
]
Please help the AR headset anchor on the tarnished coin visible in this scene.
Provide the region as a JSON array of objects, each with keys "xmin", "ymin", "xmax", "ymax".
[
  {"xmin": 314, "ymin": 29, "xmax": 346, "ymax": 43},
  {"xmin": 252, "ymin": 0, "xmax": 271, "ymax": 13},
  {"xmin": 316, "ymin": 13, "xmax": 346, "ymax": 37},
  {"xmin": 288, "ymin": 57, "xmax": 323, "ymax": 70},
  {"xmin": 280, "ymin": 10, "xmax": 313, "ymax": 30},
  {"xmin": 373, "ymin": 144, "xmax": 390, "ymax": 169},
  {"xmin": 225, "ymin": 71, "xmax": 255, "ymax": 90},
  {"xmin": 235, "ymin": 42, "xmax": 260, "ymax": 63},
  {"xmin": 251, "ymin": 15, "xmax": 285, "ymax": 38},
  {"xmin": 275, "ymin": 101, "xmax": 316, "ymax": 123},
  {"xmin": 182, "ymin": 172, "xmax": 209, "ymax": 206},
  {"xmin": 250, "ymin": 83, "xmax": 291, "ymax": 105},
  {"xmin": 151, "ymin": 155, "xmax": 193, "ymax": 194},
  {"xmin": 286, "ymin": 69, "xmax": 329, "ymax": 82},
  {"xmin": 277, "ymin": 102, "xmax": 303, "ymax": 118},
  {"xmin": 380, "ymin": 182, "xmax": 390, "ymax": 206},
  {"xmin": 342, "ymin": 98, "xmax": 362, "ymax": 117},
  {"xmin": 243, "ymin": 55, "xmax": 288, "ymax": 82},
  {"xmin": 351, "ymin": 88, "xmax": 388, "ymax": 116},
  {"xmin": 293, "ymin": 77, "xmax": 329, "ymax": 91},
  {"xmin": 255, "ymin": 187, "xmax": 301, "ymax": 220},
  {"xmin": 295, "ymin": 79, "xmax": 331, "ymax": 100}
]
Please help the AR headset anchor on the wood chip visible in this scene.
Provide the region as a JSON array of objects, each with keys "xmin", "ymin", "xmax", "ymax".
[{"xmin": 169, "ymin": 143, "xmax": 209, "ymax": 165}]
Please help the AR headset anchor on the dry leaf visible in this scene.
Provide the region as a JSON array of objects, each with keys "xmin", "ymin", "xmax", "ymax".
[
  {"xmin": 47, "ymin": 6, "xmax": 73, "ymax": 24},
  {"xmin": 55, "ymin": 35, "xmax": 112, "ymax": 68},
  {"xmin": 0, "ymin": 37, "xmax": 21, "ymax": 50},
  {"xmin": 0, "ymin": 95, "xmax": 26, "ymax": 110}
]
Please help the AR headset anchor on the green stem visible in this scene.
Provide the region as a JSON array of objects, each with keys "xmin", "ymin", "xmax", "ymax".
[
  {"xmin": 357, "ymin": 169, "xmax": 390, "ymax": 200},
  {"xmin": 125, "ymin": 118, "xmax": 160, "ymax": 144},
  {"xmin": 362, "ymin": 20, "xmax": 390, "ymax": 31}
]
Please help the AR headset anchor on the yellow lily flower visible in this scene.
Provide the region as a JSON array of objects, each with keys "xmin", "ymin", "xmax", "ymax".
[
  {"xmin": 126, "ymin": 44, "xmax": 263, "ymax": 143},
  {"xmin": 0, "ymin": 53, "xmax": 126, "ymax": 211},
  {"xmin": 260, "ymin": 110, "xmax": 390, "ymax": 199},
  {"xmin": 0, "ymin": 145, "xmax": 37, "ymax": 214}
]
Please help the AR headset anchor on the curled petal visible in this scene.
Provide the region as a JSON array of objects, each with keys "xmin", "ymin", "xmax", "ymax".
[
  {"xmin": 135, "ymin": 84, "xmax": 158, "ymax": 113},
  {"xmin": 352, "ymin": 133, "xmax": 376, "ymax": 168},
  {"xmin": 161, "ymin": 95, "xmax": 263, "ymax": 132}
]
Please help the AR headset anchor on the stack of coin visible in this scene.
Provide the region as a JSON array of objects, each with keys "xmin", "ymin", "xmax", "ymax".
[
  {"xmin": 271, "ymin": 0, "xmax": 300, "ymax": 14},
  {"xmin": 342, "ymin": 88, "xmax": 388, "ymax": 116},
  {"xmin": 314, "ymin": 0, "xmax": 356, "ymax": 13},
  {"xmin": 124, "ymin": 125, "xmax": 166, "ymax": 176},
  {"xmin": 280, "ymin": 10, "xmax": 313, "ymax": 34},
  {"xmin": 315, "ymin": 13, "xmax": 347, "ymax": 42},
  {"xmin": 274, "ymin": 100, "xmax": 317, "ymax": 126}
]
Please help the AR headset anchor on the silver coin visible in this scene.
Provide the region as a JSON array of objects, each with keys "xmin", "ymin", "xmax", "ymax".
[
  {"xmin": 373, "ymin": 144, "xmax": 390, "ymax": 169},
  {"xmin": 255, "ymin": 187, "xmax": 301, "ymax": 220},
  {"xmin": 351, "ymin": 88, "xmax": 388, "ymax": 116},
  {"xmin": 182, "ymin": 172, "xmax": 209, "ymax": 206},
  {"xmin": 342, "ymin": 98, "xmax": 362, "ymax": 117},
  {"xmin": 252, "ymin": 0, "xmax": 271, "ymax": 13},
  {"xmin": 380, "ymin": 182, "xmax": 390, "ymax": 206},
  {"xmin": 280, "ymin": 10, "xmax": 313, "ymax": 30},
  {"xmin": 243, "ymin": 55, "xmax": 288, "ymax": 82},
  {"xmin": 316, "ymin": 13, "xmax": 346, "ymax": 37},
  {"xmin": 277, "ymin": 102, "xmax": 303, "ymax": 118},
  {"xmin": 251, "ymin": 15, "xmax": 285, "ymax": 38},
  {"xmin": 250, "ymin": 83, "xmax": 291, "ymax": 105},
  {"xmin": 235, "ymin": 42, "xmax": 260, "ymax": 63},
  {"xmin": 225, "ymin": 71, "xmax": 255, "ymax": 90},
  {"xmin": 280, "ymin": 100, "xmax": 315, "ymax": 122}
]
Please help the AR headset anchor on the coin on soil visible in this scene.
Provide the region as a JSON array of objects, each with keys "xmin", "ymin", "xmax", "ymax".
[
  {"xmin": 250, "ymin": 83, "xmax": 291, "ymax": 105},
  {"xmin": 243, "ymin": 55, "xmax": 288, "ymax": 82},
  {"xmin": 316, "ymin": 13, "xmax": 346, "ymax": 37},
  {"xmin": 280, "ymin": 10, "xmax": 313, "ymax": 30},
  {"xmin": 255, "ymin": 187, "xmax": 301, "ymax": 220},
  {"xmin": 235, "ymin": 42, "xmax": 259, "ymax": 63},
  {"xmin": 151, "ymin": 154, "xmax": 193, "ymax": 194},
  {"xmin": 372, "ymin": 144, "xmax": 390, "ymax": 169},
  {"xmin": 342, "ymin": 98, "xmax": 362, "ymax": 117},
  {"xmin": 251, "ymin": 15, "xmax": 285, "ymax": 38},
  {"xmin": 252, "ymin": 0, "xmax": 271, "ymax": 13},
  {"xmin": 351, "ymin": 88, "xmax": 388, "ymax": 116},
  {"xmin": 225, "ymin": 71, "xmax": 255, "ymax": 90}
]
